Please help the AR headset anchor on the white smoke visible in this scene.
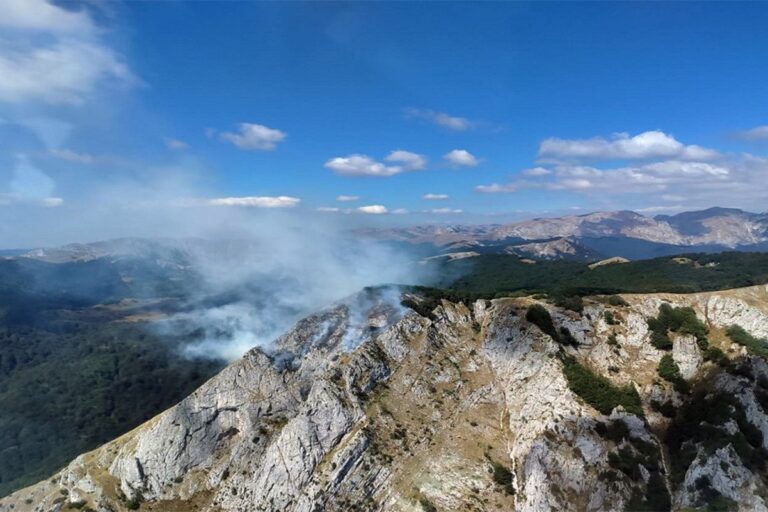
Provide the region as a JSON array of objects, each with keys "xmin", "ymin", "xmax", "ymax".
[{"xmin": 141, "ymin": 215, "xmax": 425, "ymax": 361}]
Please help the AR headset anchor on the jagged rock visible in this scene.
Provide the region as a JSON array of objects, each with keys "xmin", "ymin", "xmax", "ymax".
[{"xmin": 5, "ymin": 286, "xmax": 768, "ymax": 512}]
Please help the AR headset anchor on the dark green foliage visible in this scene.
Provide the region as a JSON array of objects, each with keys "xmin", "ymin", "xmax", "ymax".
[
  {"xmin": 419, "ymin": 497, "xmax": 437, "ymax": 512},
  {"xmin": 599, "ymin": 423, "xmax": 670, "ymax": 511},
  {"xmin": 658, "ymin": 354, "xmax": 683, "ymax": 382},
  {"xmin": 651, "ymin": 399, "xmax": 677, "ymax": 418},
  {"xmin": 647, "ymin": 303, "xmax": 708, "ymax": 350},
  {"xmin": 594, "ymin": 419, "xmax": 630, "ymax": 443},
  {"xmin": 604, "ymin": 311, "xmax": 619, "ymax": 325},
  {"xmin": 726, "ymin": 325, "xmax": 768, "ymax": 358},
  {"xmin": 124, "ymin": 491, "xmax": 143, "ymax": 510},
  {"xmin": 607, "ymin": 334, "xmax": 618, "ymax": 346},
  {"xmin": 489, "ymin": 459, "xmax": 515, "ymax": 495},
  {"xmin": 657, "ymin": 354, "xmax": 690, "ymax": 394},
  {"xmin": 704, "ymin": 346, "xmax": 728, "ymax": 365},
  {"xmin": 525, "ymin": 304, "xmax": 560, "ymax": 342},
  {"xmin": 666, "ymin": 387, "xmax": 768, "ymax": 486},
  {"xmin": 626, "ymin": 472, "xmax": 671, "ymax": 511},
  {"xmin": 606, "ymin": 295, "xmax": 629, "ymax": 307},
  {"xmin": 0, "ymin": 317, "xmax": 222, "ymax": 497},
  {"xmin": 553, "ymin": 295, "xmax": 583, "ymax": 313},
  {"xmin": 560, "ymin": 356, "xmax": 643, "ymax": 417},
  {"xmin": 445, "ymin": 252, "xmax": 768, "ymax": 297},
  {"xmin": 559, "ymin": 327, "xmax": 579, "ymax": 347},
  {"xmin": 695, "ymin": 476, "xmax": 738, "ymax": 511}
]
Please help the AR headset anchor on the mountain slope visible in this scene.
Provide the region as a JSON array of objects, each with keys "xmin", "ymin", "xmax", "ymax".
[
  {"xmin": 366, "ymin": 208, "xmax": 768, "ymax": 259},
  {"xmin": 4, "ymin": 286, "xmax": 768, "ymax": 511}
]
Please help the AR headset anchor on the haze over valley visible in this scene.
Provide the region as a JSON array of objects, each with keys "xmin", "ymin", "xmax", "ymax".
[{"xmin": 2, "ymin": 1, "xmax": 768, "ymax": 511}]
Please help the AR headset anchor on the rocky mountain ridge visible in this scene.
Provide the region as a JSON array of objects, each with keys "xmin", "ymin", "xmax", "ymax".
[
  {"xmin": 11, "ymin": 208, "xmax": 768, "ymax": 266},
  {"xmin": 4, "ymin": 284, "xmax": 768, "ymax": 511},
  {"xmin": 368, "ymin": 207, "xmax": 768, "ymax": 259}
]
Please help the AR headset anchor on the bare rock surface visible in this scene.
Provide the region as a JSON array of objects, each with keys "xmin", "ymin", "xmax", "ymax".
[{"xmin": 5, "ymin": 285, "xmax": 768, "ymax": 511}]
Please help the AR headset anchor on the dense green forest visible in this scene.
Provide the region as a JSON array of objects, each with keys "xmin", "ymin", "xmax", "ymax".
[
  {"xmin": 0, "ymin": 308, "xmax": 223, "ymax": 497},
  {"xmin": 443, "ymin": 252, "xmax": 768, "ymax": 296}
]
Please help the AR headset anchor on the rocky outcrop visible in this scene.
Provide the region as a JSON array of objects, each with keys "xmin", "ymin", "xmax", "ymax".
[{"xmin": 4, "ymin": 285, "xmax": 768, "ymax": 511}]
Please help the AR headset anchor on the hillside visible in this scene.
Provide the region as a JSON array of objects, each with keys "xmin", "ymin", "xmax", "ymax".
[
  {"xmin": 366, "ymin": 207, "xmax": 768, "ymax": 260},
  {"xmin": 442, "ymin": 252, "xmax": 768, "ymax": 296},
  {"xmin": 4, "ymin": 284, "xmax": 768, "ymax": 511}
]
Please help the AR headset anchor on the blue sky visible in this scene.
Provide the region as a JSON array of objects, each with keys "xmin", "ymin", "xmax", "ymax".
[{"xmin": 1, "ymin": 1, "xmax": 768, "ymax": 245}]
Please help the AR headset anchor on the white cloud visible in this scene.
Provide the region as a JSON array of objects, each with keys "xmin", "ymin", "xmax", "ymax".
[
  {"xmin": 522, "ymin": 166, "xmax": 552, "ymax": 176},
  {"xmin": 336, "ymin": 195, "xmax": 359, "ymax": 202},
  {"xmin": 317, "ymin": 207, "xmax": 340, "ymax": 212},
  {"xmin": 538, "ymin": 130, "xmax": 719, "ymax": 162},
  {"xmin": 219, "ymin": 123, "xmax": 286, "ymax": 151},
  {"xmin": 635, "ymin": 204, "xmax": 685, "ymax": 213},
  {"xmin": 1, "ymin": 0, "xmax": 94, "ymax": 34},
  {"xmin": 391, "ymin": 208, "xmax": 409, "ymax": 214},
  {"xmin": 405, "ymin": 108, "xmax": 471, "ymax": 131},
  {"xmin": 385, "ymin": 150, "xmax": 427, "ymax": 170},
  {"xmin": 165, "ymin": 138, "xmax": 189, "ymax": 150},
  {"xmin": 444, "ymin": 149, "xmax": 479, "ymax": 167},
  {"xmin": 738, "ymin": 126, "xmax": 768, "ymax": 141},
  {"xmin": 475, "ymin": 183, "xmax": 515, "ymax": 193},
  {"xmin": 357, "ymin": 205, "xmax": 388, "ymax": 214},
  {"xmin": 208, "ymin": 196, "xmax": 300, "ymax": 208},
  {"xmin": 429, "ymin": 208, "xmax": 463, "ymax": 214},
  {"xmin": 50, "ymin": 148, "xmax": 95, "ymax": 164},
  {"xmin": 42, "ymin": 196, "xmax": 63, "ymax": 207},
  {"xmin": 477, "ymin": 158, "xmax": 751, "ymax": 205},
  {"xmin": 0, "ymin": 0, "xmax": 137, "ymax": 105},
  {"xmin": 423, "ymin": 193, "xmax": 449, "ymax": 200},
  {"xmin": 325, "ymin": 155, "xmax": 402, "ymax": 177}
]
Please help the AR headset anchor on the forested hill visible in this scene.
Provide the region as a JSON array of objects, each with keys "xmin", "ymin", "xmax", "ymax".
[{"xmin": 442, "ymin": 252, "xmax": 768, "ymax": 297}]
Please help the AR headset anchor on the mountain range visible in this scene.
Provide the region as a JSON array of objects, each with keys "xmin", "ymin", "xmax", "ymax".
[
  {"xmin": 367, "ymin": 207, "xmax": 768, "ymax": 261},
  {"xmin": 7, "ymin": 207, "xmax": 768, "ymax": 266}
]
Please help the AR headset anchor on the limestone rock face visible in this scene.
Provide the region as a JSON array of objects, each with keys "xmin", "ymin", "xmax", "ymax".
[{"xmin": 5, "ymin": 285, "xmax": 768, "ymax": 512}]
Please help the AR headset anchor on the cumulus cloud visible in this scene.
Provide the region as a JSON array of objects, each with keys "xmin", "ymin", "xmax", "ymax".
[
  {"xmin": 444, "ymin": 149, "xmax": 479, "ymax": 167},
  {"xmin": 326, "ymin": 151, "xmax": 425, "ymax": 177},
  {"xmin": 50, "ymin": 148, "xmax": 95, "ymax": 164},
  {"xmin": 208, "ymin": 196, "xmax": 300, "ymax": 208},
  {"xmin": 635, "ymin": 204, "xmax": 686, "ymax": 213},
  {"xmin": 1, "ymin": 0, "xmax": 94, "ymax": 34},
  {"xmin": 325, "ymin": 155, "xmax": 401, "ymax": 177},
  {"xmin": 0, "ymin": 0, "xmax": 138, "ymax": 105},
  {"xmin": 476, "ymin": 156, "xmax": 768, "ymax": 207},
  {"xmin": 316, "ymin": 207, "xmax": 340, "ymax": 212},
  {"xmin": 737, "ymin": 126, "xmax": 768, "ymax": 141},
  {"xmin": 385, "ymin": 150, "xmax": 427, "ymax": 171},
  {"xmin": 538, "ymin": 130, "xmax": 719, "ymax": 162},
  {"xmin": 219, "ymin": 123, "xmax": 286, "ymax": 151},
  {"xmin": 404, "ymin": 108, "xmax": 471, "ymax": 131},
  {"xmin": 522, "ymin": 167, "xmax": 552, "ymax": 176},
  {"xmin": 423, "ymin": 193, "xmax": 449, "ymax": 200},
  {"xmin": 357, "ymin": 205, "xmax": 388, "ymax": 214},
  {"xmin": 475, "ymin": 181, "xmax": 529, "ymax": 193},
  {"xmin": 429, "ymin": 208, "xmax": 463, "ymax": 214},
  {"xmin": 42, "ymin": 196, "xmax": 63, "ymax": 207},
  {"xmin": 336, "ymin": 195, "xmax": 359, "ymax": 202},
  {"xmin": 165, "ymin": 138, "xmax": 189, "ymax": 150}
]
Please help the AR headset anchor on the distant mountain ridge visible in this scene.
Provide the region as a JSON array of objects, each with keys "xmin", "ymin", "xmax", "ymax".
[
  {"xmin": 366, "ymin": 207, "xmax": 768, "ymax": 261},
  {"xmin": 9, "ymin": 207, "xmax": 768, "ymax": 265}
]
